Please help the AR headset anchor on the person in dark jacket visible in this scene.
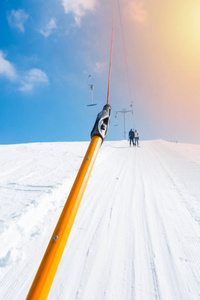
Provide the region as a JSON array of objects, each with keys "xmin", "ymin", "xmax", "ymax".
[{"xmin": 129, "ymin": 129, "xmax": 135, "ymax": 146}]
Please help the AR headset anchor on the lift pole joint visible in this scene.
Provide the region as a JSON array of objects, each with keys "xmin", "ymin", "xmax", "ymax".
[{"xmin": 91, "ymin": 104, "xmax": 112, "ymax": 141}]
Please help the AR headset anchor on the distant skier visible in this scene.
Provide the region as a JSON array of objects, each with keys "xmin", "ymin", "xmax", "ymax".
[
  {"xmin": 134, "ymin": 129, "xmax": 139, "ymax": 146},
  {"xmin": 129, "ymin": 129, "xmax": 135, "ymax": 146}
]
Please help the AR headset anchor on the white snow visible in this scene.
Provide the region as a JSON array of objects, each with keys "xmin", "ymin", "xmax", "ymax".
[{"xmin": 0, "ymin": 140, "xmax": 200, "ymax": 300}]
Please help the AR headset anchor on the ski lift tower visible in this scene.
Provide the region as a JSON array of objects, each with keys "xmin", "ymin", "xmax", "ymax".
[{"xmin": 115, "ymin": 108, "xmax": 133, "ymax": 140}]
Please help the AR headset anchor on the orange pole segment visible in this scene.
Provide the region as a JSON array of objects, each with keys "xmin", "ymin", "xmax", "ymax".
[{"xmin": 26, "ymin": 136, "xmax": 102, "ymax": 300}]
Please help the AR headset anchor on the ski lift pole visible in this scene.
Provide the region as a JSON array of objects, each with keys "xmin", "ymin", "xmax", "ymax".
[
  {"xmin": 26, "ymin": 104, "xmax": 111, "ymax": 300},
  {"xmin": 91, "ymin": 84, "xmax": 94, "ymax": 104},
  {"xmin": 87, "ymin": 75, "xmax": 96, "ymax": 106},
  {"xmin": 27, "ymin": 0, "xmax": 115, "ymax": 297}
]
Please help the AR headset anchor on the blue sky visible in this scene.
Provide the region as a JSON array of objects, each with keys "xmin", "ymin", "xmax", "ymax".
[
  {"xmin": 1, "ymin": 0, "xmax": 200, "ymax": 144},
  {"xmin": 0, "ymin": 0, "xmax": 123, "ymax": 144}
]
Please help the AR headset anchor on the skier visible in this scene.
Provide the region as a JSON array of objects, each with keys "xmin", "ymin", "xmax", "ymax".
[
  {"xmin": 129, "ymin": 129, "xmax": 135, "ymax": 146},
  {"xmin": 134, "ymin": 129, "xmax": 139, "ymax": 146}
]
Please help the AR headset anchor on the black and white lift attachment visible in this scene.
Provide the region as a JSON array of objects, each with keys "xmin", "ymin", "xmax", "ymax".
[{"xmin": 91, "ymin": 104, "xmax": 112, "ymax": 141}]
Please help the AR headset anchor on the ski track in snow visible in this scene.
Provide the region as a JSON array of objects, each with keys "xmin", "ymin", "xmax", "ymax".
[{"xmin": 0, "ymin": 140, "xmax": 200, "ymax": 300}]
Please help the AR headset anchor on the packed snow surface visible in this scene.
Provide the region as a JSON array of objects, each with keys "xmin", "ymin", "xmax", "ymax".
[{"xmin": 0, "ymin": 140, "xmax": 200, "ymax": 300}]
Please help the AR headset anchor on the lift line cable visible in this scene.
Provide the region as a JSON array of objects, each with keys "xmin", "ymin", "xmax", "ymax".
[
  {"xmin": 117, "ymin": 0, "xmax": 132, "ymax": 104},
  {"xmin": 107, "ymin": 0, "xmax": 117, "ymax": 105},
  {"xmin": 26, "ymin": 1, "xmax": 116, "ymax": 299}
]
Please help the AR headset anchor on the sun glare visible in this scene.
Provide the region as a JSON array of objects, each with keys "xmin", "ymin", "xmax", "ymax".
[
  {"xmin": 166, "ymin": 2, "xmax": 200, "ymax": 67},
  {"xmin": 180, "ymin": 3, "xmax": 200, "ymax": 47},
  {"xmin": 193, "ymin": 5, "xmax": 200, "ymax": 38}
]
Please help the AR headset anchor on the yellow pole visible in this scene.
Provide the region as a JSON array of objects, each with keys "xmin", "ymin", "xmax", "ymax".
[{"xmin": 26, "ymin": 135, "xmax": 102, "ymax": 300}]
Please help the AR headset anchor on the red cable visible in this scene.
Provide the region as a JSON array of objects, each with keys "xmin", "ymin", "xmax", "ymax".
[{"xmin": 107, "ymin": 0, "xmax": 116, "ymax": 105}]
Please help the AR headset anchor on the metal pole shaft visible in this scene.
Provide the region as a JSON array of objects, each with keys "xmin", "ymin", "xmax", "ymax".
[
  {"xmin": 91, "ymin": 89, "xmax": 93, "ymax": 105},
  {"xmin": 124, "ymin": 113, "xmax": 126, "ymax": 140},
  {"xmin": 26, "ymin": 136, "xmax": 102, "ymax": 300}
]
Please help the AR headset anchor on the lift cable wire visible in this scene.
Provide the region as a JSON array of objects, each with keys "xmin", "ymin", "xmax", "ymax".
[
  {"xmin": 107, "ymin": 0, "xmax": 117, "ymax": 105},
  {"xmin": 117, "ymin": 0, "xmax": 132, "ymax": 104}
]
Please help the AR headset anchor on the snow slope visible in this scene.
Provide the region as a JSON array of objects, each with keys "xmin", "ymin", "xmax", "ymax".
[{"xmin": 0, "ymin": 140, "xmax": 200, "ymax": 300}]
